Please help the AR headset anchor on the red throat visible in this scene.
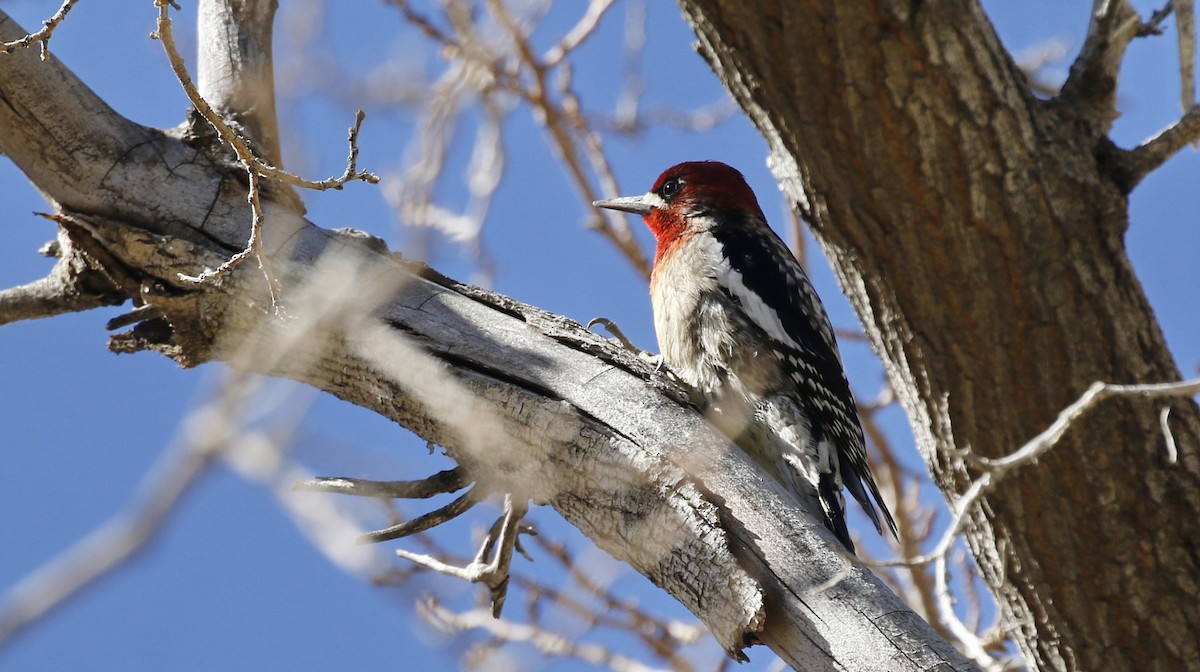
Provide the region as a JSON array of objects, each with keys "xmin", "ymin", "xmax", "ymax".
[{"xmin": 644, "ymin": 210, "xmax": 689, "ymax": 267}]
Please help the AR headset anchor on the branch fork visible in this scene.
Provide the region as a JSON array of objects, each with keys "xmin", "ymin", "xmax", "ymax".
[
  {"xmin": 152, "ymin": 0, "xmax": 379, "ymax": 314},
  {"xmin": 296, "ymin": 467, "xmax": 532, "ymax": 616}
]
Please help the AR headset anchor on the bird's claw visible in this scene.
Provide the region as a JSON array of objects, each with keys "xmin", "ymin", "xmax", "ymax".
[
  {"xmin": 640, "ymin": 351, "xmax": 665, "ymax": 372},
  {"xmin": 588, "ymin": 317, "xmax": 685, "ymax": 384},
  {"xmin": 587, "ymin": 316, "xmax": 647, "ymax": 356}
]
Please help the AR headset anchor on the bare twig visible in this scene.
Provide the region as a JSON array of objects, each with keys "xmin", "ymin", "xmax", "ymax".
[
  {"xmin": 358, "ymin": 487, "xmax": 483, "ymax": 544},
  {"xmin": 296, "ymin": 468, "xmax": 468, "ymax": 499},
  {"xmin": 154, "ymin": 4, "xmax": 380, "ymax": 192},
  {"xmin": 0, "ymin": 0, "xmax": 79, "ymax": 59},
  {"xmin": 485, "ymin": 0, "xmax": 650, "ymax": 277},
  {"xmin": 856, "ymin": 373, "xmax": 1191, "ymax": 671},
  {"xmin": 522, "ymin": 535, "xmax": 706, "ymax": 664},
  {"xmin": 881, "ymin": 378, "xmax": 1200, "ymax": 569},
  {"xmin": 542, "ymin": 0, "xmax": 616, "ymax": 67},
  {"xmin": 855, "ymin": 389, "xmax": 1018, "ymax": 668},
  {"xmin": 394, "ymin": 494, "xmax": 529, "ymax": 616},
  {"xmin": 377, "ymin": 525, "xmax": 714, "ymax": 670},
  {"xmin": 0, "ymin": 443, "xmax": 216, "ymax": 648},
  {"xmin": 1137, "ymin": 2, "xmax": 1177, "ymax": 37},
  {"xmin": 932, "ymin": 553, "xmax": 1003, "ymax": 671},
  {"xmin": 389, "ymin": 0, "xmax": 650, "ymax": 276}
]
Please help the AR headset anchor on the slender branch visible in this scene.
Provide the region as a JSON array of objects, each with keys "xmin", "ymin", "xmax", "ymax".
[
  {"xmin": 612, "ymin": 1, "xmax": 645, "ymax": 130},
  {"xmin": 931, "ymin": 554, "xmax": 1001, "ymax": 670},
  {"xmin": 880, "ymin": 378, "xmax": 1200, "ymax": 569},
  {"xmin": 197, "ymin": 0, "xmax": 284, "ymax": 166},
  {"xmin": 296, "ymin": 468, "xmax": 468, "ymax": 499},
  {"xmin": 1120, "ymin": 103, "xmax": 1200, "ymax": 187},
  {"xmin": 395, "ymin": 527, "xmax": 711, "ymax": 670},
  {"xmin": 1060, "ymin": 0, "xmax": 1141, "ymax": 129},
  {"xmin": 358, "ymin": 487, "xmax": 483, "ymax": 544},
  {"xmin": 485, "ymin": 0, "xmax": 650, "ymax": 277},
  {"xmin": 541, "ymin": 0, "xmax": 616, "ymax": 67},
  {"xmin": 0, "ymin": 0, "xmax": 79, "ymax": 59},
  {"xmin": 386, "ymin": 0, "xmax": 727, "ymax": 278},
  {"xmin": 153, "ymin": 2, "xmax": 379, "ymax": 193},
  {"xmin": 0, "ymin": 443, "xmax": 217, "ymax": 648},
  {"xmin": 521, "ymin": 534, "xmax": 707, "ymax": 667},
  {"xmin": 856, "ymin": 399, "xmax": 962, "ymax": 651}
]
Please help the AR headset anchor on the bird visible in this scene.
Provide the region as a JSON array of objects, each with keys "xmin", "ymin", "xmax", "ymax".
[{"xmin": 594, "ymin": 161, "xmax": 896, "ymax": 551}]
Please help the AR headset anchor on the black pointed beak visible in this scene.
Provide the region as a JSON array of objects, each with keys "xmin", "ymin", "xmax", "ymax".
[{"xmin": 593, "ymin": 195, "xmax": 653, "ymax": 216}]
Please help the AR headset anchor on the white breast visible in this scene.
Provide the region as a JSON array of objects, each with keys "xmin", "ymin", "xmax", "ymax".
[{"xmin": 650, "ymin": 230, "xmax": 737, "ymax": 395}]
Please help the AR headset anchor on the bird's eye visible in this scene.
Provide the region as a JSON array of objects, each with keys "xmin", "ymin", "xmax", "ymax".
[{"xmin": 659, "ymin": 178, "xmax": 681, "ymax": 199}]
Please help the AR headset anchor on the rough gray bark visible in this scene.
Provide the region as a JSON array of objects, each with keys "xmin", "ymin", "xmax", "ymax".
[
  {"xmin": 676, "ymin": 1, "xmax": 1200, "ymax": 670},
  {"xmin": 0, "ymin": 8, "xmax": 973, "ymax": 671}
]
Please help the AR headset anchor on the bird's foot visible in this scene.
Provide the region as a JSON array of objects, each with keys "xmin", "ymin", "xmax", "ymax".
[{"xmin": 587, "ymin": 316, "xmax": 649, "ymax": 357}]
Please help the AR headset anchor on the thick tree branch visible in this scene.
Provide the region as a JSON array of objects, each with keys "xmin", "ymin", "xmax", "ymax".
[{"xmin": 76, "ymin": 207, "xmax": 972, "ymax": 668}]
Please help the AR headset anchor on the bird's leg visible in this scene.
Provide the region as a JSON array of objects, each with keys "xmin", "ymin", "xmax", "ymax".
[
  {"xmin": 586, "ymin": 316, "xmax": 645, "ymax": 354},
  {"xmin": 587, "ymin": 316, "xmax": 671, "ymax": 371}
]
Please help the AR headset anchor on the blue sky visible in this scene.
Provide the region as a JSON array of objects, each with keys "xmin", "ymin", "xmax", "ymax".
[{"xmin": 1, "ymin": 1, "xmax": 1196, "ymax": 670}]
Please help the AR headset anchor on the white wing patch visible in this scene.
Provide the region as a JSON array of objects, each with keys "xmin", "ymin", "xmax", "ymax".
[{"xmin": 714, "ymin": 255, "xmax": 804, "ymax": 353}]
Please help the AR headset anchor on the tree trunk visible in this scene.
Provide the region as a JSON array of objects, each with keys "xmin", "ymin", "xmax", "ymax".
[{"xmin": 677, "ymin": 1, "xmax": 1200, "ymax": 670}]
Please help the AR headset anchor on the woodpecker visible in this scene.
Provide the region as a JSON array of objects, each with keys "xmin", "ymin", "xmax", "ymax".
[{"xmin": 594, "ymin": 161, "xmax": 896, "ymax": 551}]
